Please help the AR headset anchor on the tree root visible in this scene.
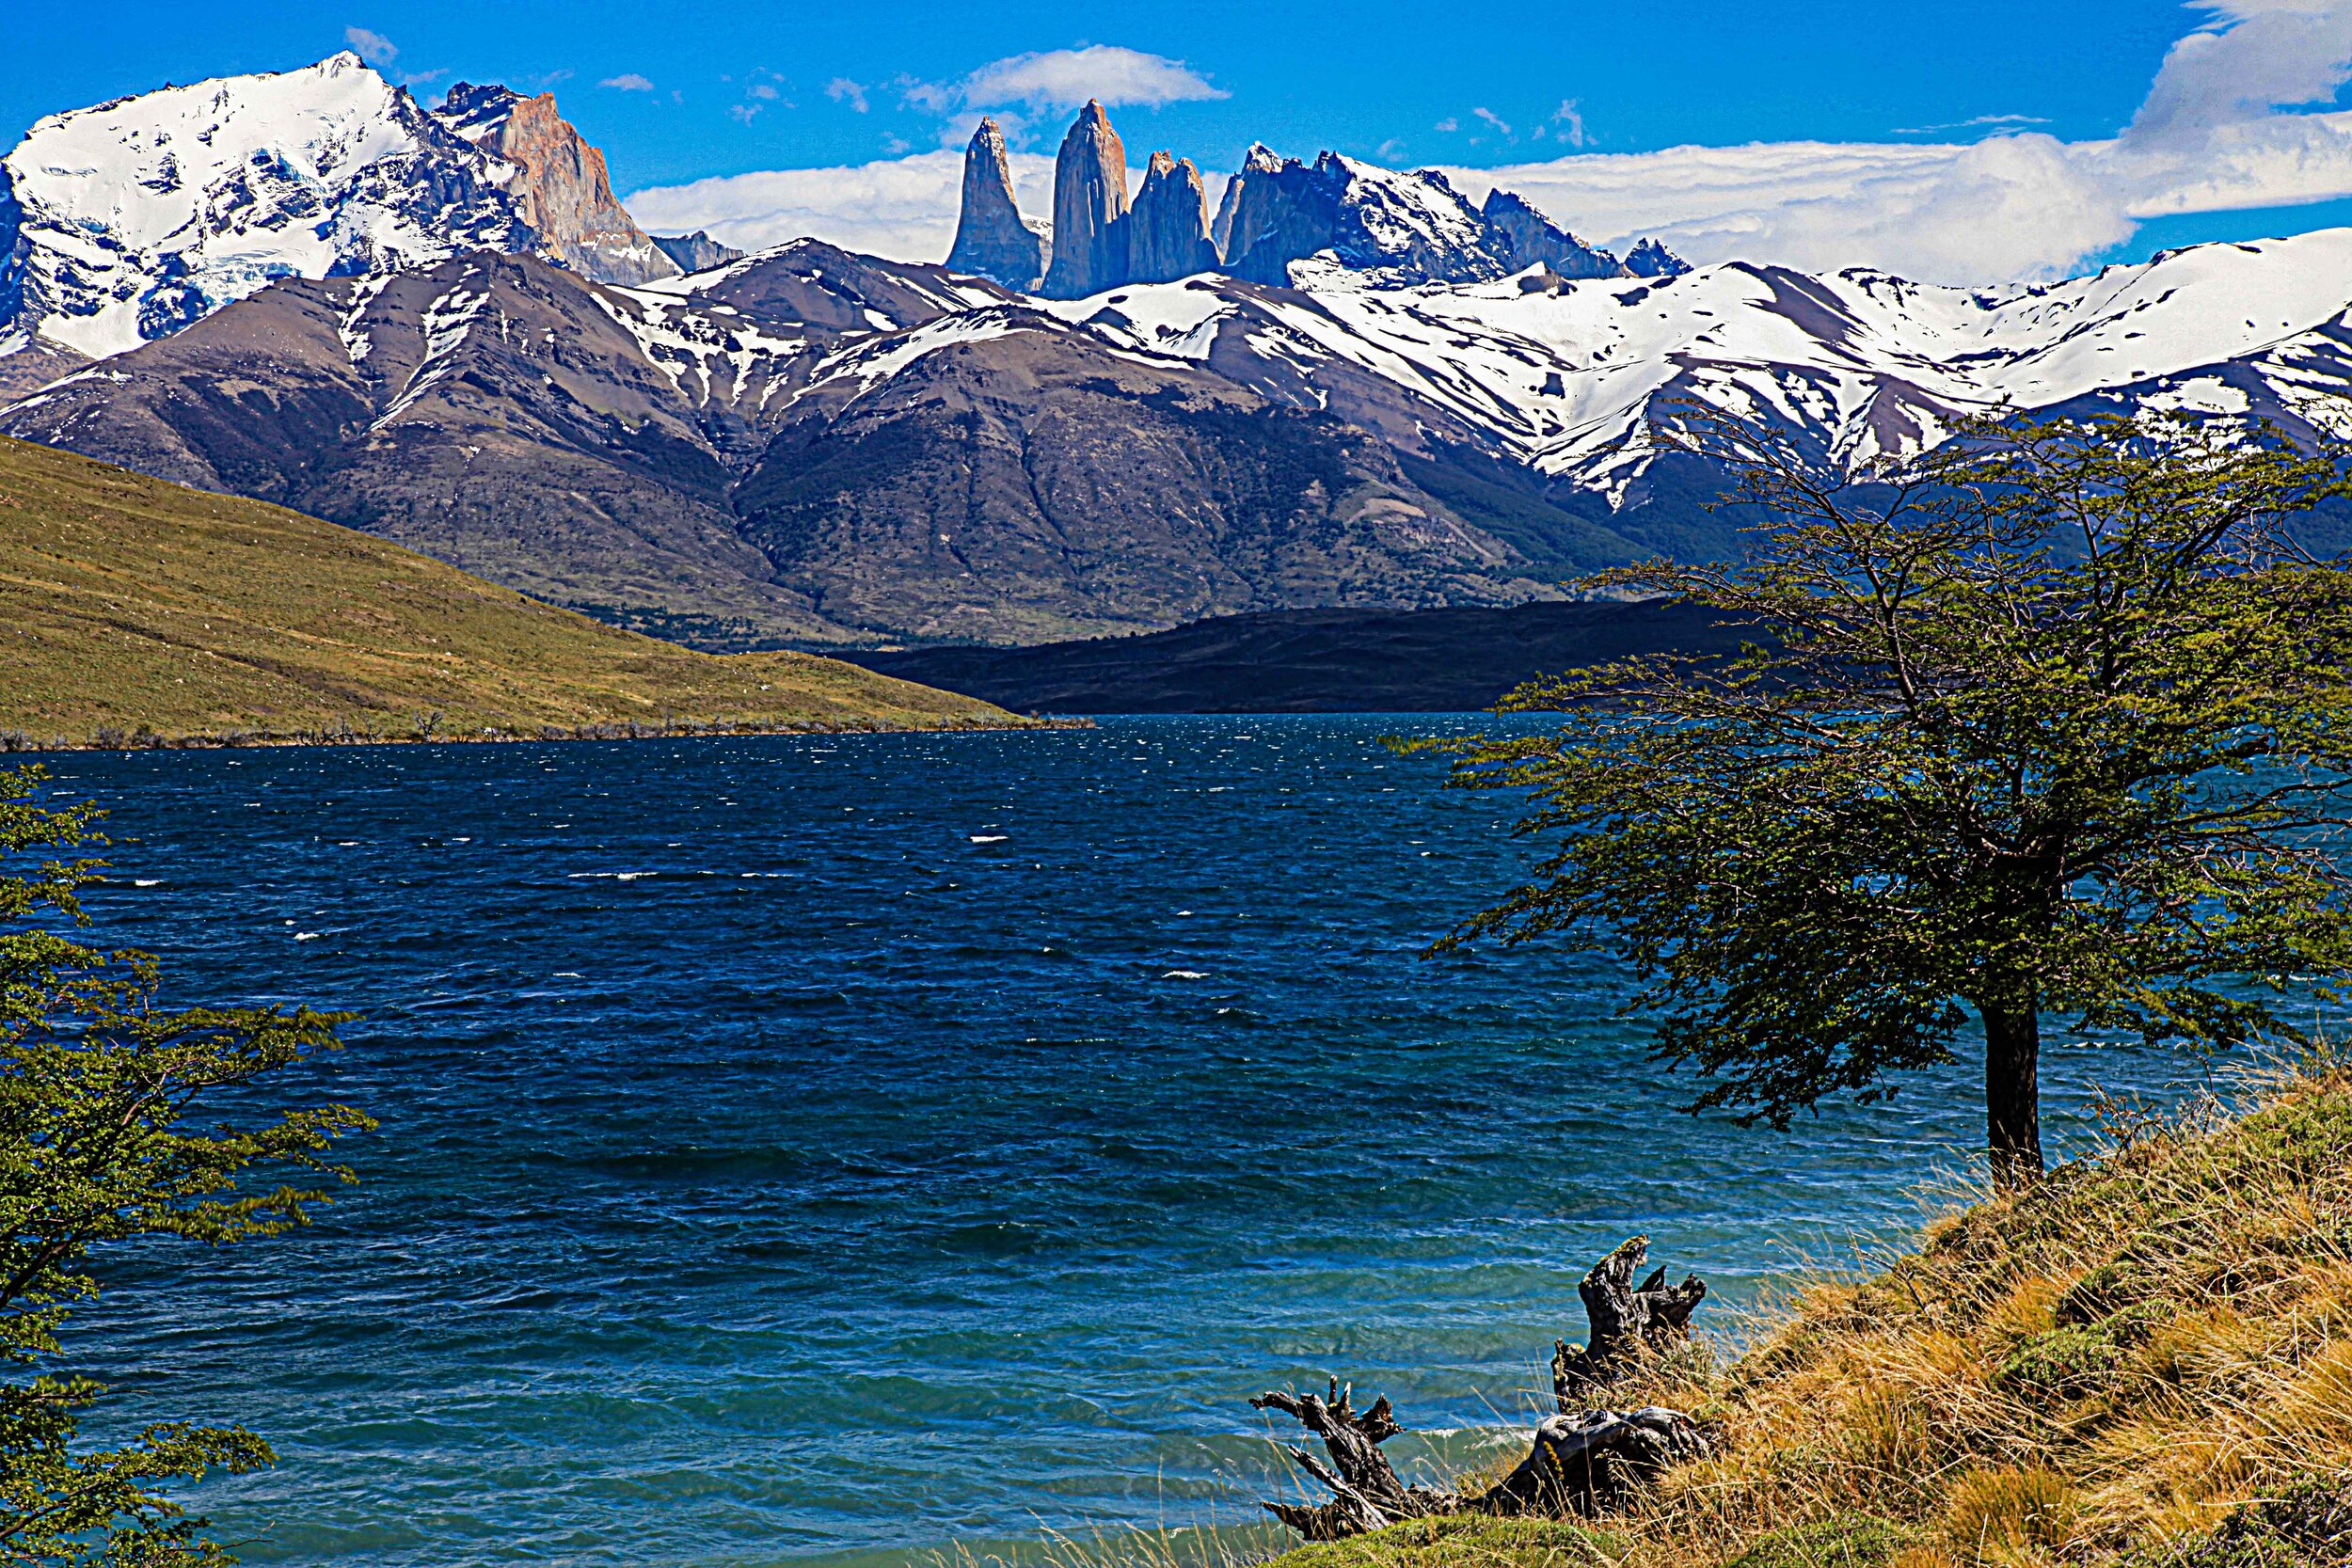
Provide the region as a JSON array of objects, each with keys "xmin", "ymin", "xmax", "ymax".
[
  {"xmin": 1252, "ymin": 1237, "xmax": 1709, "ymax": 1541},
  {"xmin": 1552, "ymin": 1234, "xmax": 1707, "ymax": 1408}
]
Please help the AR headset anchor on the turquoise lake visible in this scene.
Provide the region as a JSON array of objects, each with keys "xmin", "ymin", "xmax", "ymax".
[{"xmin": 46, "ymin": 717, "xmax": 2201, "ymax": 1565}]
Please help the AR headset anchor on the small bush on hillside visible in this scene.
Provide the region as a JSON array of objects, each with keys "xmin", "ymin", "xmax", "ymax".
[
  {"xmin": 1724, "ymin": 1515, "xmax": 1917, "ymax": 1568},
  {"xmin": 1995, "ymin": 1326, "xmax": 2127, "ymax": 1402},
  {"xmin": 2138, "ymin": 1477, "xmax": 2352, "ymax": 1567}
]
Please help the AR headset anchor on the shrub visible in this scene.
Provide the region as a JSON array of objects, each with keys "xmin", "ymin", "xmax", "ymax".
[
  {"xmin": 2141, "ymin": 1476, "xmax": 2352, "ymax": 1566},
  {"xmin": 1994, "ymin": 1327, "xmax": 2126, "ymax": 1401},
  {"xmin": 1724, "ymin": 1515, "xmax": 1918, "ymax": 1568}
]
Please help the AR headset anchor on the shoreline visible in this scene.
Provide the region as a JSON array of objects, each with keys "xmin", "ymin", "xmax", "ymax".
[{"xmin": 0, "ymin": 713, "xmax": 1094, "ymax": 755}]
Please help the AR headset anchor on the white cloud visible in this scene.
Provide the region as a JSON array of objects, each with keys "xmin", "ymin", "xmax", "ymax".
[
  {"xmin": 626, "ymin": 150, "xmax": 1191, "ymax": 262},
  {"xmin": 2132, "ymin": 0, "xmax": 2352, "ymax": 139},
  {"xmin": 905, "ymin": 46, "xmax": 1225, "ymax": 117},
  {"xmin": 827, "ymin": 77, "xmax": 869, "ymax": 113},
  {"xmin": 1550, "ymin": 100, "xmax": 1588, "ymax": 149},
  {"xmin": 343, "ymin": 25, "xmax": 396, "ymax": 64},
  {"xmin": 627, "ymin": 1, "xmax": 2352, "ymax": 286},
  {"xmin": 1472, "ymin": 106, "xmax": 1513, "ymax": 137},
  {"xmin": 1890, "ymin": 112, "xmax": 2050, "ymax": 135},
  {"xmin": 1441, "ymin": 0, "xmax": 2352, "ymax": 282},
  {"xmin": 600, "ymin": 73, "xmax": 656, "ymax": 92}
]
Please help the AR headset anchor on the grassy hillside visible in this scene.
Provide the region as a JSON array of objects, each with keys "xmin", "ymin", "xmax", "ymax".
[
  {"xmin": 0, "ymin": 436, "xmax": 1026, "ymax": 745},
  {"xmin": 1125, "ymin": 1062, "xmax": 2352, "ymax": 1568}
]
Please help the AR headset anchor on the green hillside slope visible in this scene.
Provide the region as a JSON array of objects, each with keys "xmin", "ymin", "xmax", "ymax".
[{"xmin": 0, "ymin": 436, "xmax": 1026, "ymax": 745}]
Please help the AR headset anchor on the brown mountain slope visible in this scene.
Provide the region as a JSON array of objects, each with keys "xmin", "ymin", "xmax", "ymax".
[
  {"xmin": 0, "ymin": 253, "xmax": 843, "ymax": 648},
  {"xmin": 0, "ymin": 436, "xmax": 1020, "ymax": 746},
  {"xmin": 0, "ymin": 245, "xmax": 1556, "ymax": 648},
  {"xmin": 737, "ymin": 313, "xmax": 1531, "ymax": 642}
]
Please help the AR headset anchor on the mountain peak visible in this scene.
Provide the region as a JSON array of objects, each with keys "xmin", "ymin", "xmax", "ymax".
[
  {"xmin": 1128, "ymin": 151, "xmax": 1217, "ymax": 284},
  {"xmin": 437, "ymin": 86, "xmax": 678, "ymax": 285},
  {"xmin": 1481, "ymin": 188, "xmax": 1627, "ymax": 279},
  {"xmin": 946, "ymin": 116, "xmax": 1048, "ymax": 290},
  {"xmin": 1624, "ymin": 237, "xmax": 1691, "ymax": 277},
  {"xmin": 0, "ymin": 54, "xmax": 531, "ymax": 358},
  {"xmin": 1041, "ymin": 101, "xmax": 1131, "ymax": 297},
  {"xmin": 437, "ymin": 81, "xmax": 525, "ymax": 143}
]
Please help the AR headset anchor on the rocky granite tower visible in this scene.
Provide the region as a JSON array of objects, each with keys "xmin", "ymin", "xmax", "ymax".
[
  {"xmin": 945, "ymin": 118, "xmax": 1048, "ymax": 291},
  {"xmin": 438, "ymin": 83, "xmax": 680, "ymax": 285},
  {"xmin": 1041, "ymin": 101, "xmax": 1130, "ymax": 299},
  {"xmin": 1125, "ymin": 152, "xmax": 1219, "ymax": 283}
]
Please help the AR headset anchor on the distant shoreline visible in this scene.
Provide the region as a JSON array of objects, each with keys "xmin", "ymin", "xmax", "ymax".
[{"xmin": 0, "ymin": 714, "xmax": 1093, "ymax": 756}]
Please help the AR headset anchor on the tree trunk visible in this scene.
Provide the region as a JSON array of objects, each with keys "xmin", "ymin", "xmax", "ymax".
[{"xmin": 1982, "ymin": 988, "xmax": 2043, "ymax": 1191}]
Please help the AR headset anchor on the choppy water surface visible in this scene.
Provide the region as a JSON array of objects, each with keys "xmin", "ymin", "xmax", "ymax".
[{"xmin": 47, "ymin": 718, "xmax": 2196, "ymax": 1566}]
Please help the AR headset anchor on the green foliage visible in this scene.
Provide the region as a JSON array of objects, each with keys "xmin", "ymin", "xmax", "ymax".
[
  {"xmin": 1994, "ymin": 1326, "xmax": 2125, "ymax": 1401},
  {"xmin": 1721, "ymin": 1514, "xmax": 1916, "ymax": 1568},
  {"xmin": 1262, "ymin": 1513, "xmax": 1624, "ymax": 1568},
  {"xmin": 2137, "ymin": 1476, "xmax": 2352, "ymax": 1567},
  {"xmin": 0, "ymin": 764, "xmax": 373, "ymax": 1564},
  {"xmin": 1411, "ymin": 412, "xmax": 2352, "ymax": 1182}
]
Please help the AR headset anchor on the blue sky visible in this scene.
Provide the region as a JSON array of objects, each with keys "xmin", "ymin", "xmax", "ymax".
[{"xmin": 8, "ymin": 0, "xmax": 2352, "ymax": 281}]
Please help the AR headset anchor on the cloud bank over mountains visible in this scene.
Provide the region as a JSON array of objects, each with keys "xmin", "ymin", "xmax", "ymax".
[
  {"xmin": 629, "ymin": 149, "xmax": 1079, "ymax": 264},
  {"xmin": 628, "ymin": 1, "xmax": 2352, "ymax": 285}
]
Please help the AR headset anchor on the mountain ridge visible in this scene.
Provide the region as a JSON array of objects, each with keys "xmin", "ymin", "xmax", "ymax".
[{"xmin": 8, "ymin": 66, "xmax": 2352, "ymax": 651}]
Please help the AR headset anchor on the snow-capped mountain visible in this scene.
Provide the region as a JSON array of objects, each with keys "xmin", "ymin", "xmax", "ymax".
[
  {"xmin": 1216, "ymin": 150, "xmax": 1513, "ymax": 287},
  {"xmin": 0, "ymin": 52, "xmax": 692, "ymax": 385},
  {"xmin": 1052, "ymin": 228, "xmax": 2352, "ymax": 502},
  {"xmin": 0, "ymin": 53, "xmax": 528, "ymax": 363}
]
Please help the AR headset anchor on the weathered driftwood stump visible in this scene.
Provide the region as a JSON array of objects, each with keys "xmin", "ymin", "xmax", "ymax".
[
  {"xmin": 1471, "ymin": 1407, "xmax": 1709, "ymax": 1517},
  {"xmin": 1252, "ymin": 1384, "xmax": 1709, "ymax": 1536},
  {"xmin": 1252, "ymin": 1239, "xmax": 1711, "ymax": 1541},
  {"xmin": 1550, "ymin": 1235, "xmax": 1706, "ymax": 1408},
  {"xmin": 1248, "ymin": 1380, "xmax": 1456, "ymax": 1540}
]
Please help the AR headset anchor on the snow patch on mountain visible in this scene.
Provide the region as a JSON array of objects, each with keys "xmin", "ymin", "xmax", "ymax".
[{"xmin": 1045, "ymin": 226, "xmax": 2352, "ymax": 502}]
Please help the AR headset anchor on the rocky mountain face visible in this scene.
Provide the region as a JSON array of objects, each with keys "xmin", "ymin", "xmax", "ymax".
[
  {"xmin": 651, "ymin": 231, "xmax": 744, "ymax": 275},
  {"xmin": 1623, "ymin": 239, "xmax": 1686, "ymax": 277},
  {"xmin": 945, "ymin": 118, "xmax": 1048, "ymax": 291},
  {"xmin": 1127, "ymin": 153, "xmax": 1220, "ymax": 285},
  {"xmin": 737, "ymin": 314, "xmax": 1520, "ymax": 641},
  {"xmin": 958, "ymin": 101, "xmax": 1688, "ymax": 298},
  {"xmin": 437, "ymin": 84, "xmax": 679, "ymax": 286},
  {"xmin": 1480, "ymin": 190, "xmax": 1631, "ymax": 278},
  {"xmin": 1041, "ymin": 102, "xmax": 1131, "ymax": 298},
  {"xmin": 1226, "ymin": 150, "xmax": 1514, "ymax": 286}
]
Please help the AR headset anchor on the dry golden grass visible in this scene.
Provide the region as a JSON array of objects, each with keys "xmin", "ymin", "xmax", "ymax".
[
  {"xmin": 0, "ymin": 436, "xmax": 1034, "ymax": 745},
  {"xmin": 1106, "ymin": 1055, "xmax": 2352, "ymax": 1568}
]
